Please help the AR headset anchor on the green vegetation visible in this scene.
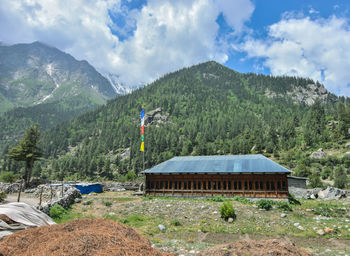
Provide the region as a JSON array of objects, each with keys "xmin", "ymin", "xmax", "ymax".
[
  {"xmin": 49, "ymin": 204, "xmax": 67, "ymax": 219},
  {"xmin": 220, "ymin": 201, "xmax": 236, "ymax": 221},
  {"xmin": 102, "ymin": 201, "xmax": 112, "ymax": 207},
  {"xmin": 0, "ymin": 191, "xmax": 6, "ymax": 202},
  {"xmin": 170, "ymin": 219, "xmax": 182, "ymax": 226},
  {"xmin": 257, "ymin": 199, "xmax": 274, "ymax": 211},
  {"xmin": 0, "ymin": 171, "xmax": 19, "ymax": 183}
]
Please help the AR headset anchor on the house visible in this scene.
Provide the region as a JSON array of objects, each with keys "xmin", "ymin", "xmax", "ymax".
[{"xmin": 143, "ymin": 154, "xmax": 291, "ymax": 198}]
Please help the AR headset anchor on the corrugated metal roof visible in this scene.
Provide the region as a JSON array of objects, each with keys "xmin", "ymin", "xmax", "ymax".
[{"xmin": 143, "ymin": 154, "xmax": 291, "ymax": 174}]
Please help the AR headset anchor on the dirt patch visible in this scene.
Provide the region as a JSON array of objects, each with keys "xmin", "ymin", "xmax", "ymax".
[
  {"xmin": 0, "ymin": 218, "xmax": 175, "ymax": 256},
  {"xmin": 197, "ymin": 238, "xmax": 312, "ymax": 256}
]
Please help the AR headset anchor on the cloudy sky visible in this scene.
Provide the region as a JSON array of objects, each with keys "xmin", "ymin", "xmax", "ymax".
[{"xmin": 1, "ymin": 0, "xmax": 350, "ymax": 96}]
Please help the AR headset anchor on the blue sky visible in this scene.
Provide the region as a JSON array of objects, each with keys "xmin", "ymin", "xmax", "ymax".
[{"xmin": 1, "ymin": 0, "xmax": 350, "ymax": 95}]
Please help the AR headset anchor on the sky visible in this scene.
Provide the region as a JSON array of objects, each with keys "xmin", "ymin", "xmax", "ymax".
[{"xmin": 1, "ymin": 0, "xmax": 350, "ymax": 96}]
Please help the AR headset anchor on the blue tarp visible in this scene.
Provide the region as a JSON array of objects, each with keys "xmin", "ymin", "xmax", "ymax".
[{"xmin": 74, "ymin": 183, "xmax": 103, "ymax": 194}]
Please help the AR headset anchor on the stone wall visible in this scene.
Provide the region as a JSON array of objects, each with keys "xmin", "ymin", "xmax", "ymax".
[{"xmin": 288, "ymin": 176, "xmax": 307, "ymax": 199}]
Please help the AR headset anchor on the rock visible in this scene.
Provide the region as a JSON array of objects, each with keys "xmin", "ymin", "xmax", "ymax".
[
  {"xmin": 318, "ymin": 186, "xmax": 346, "ymax": 200},
  {"xmin": 228, "ymin": 218, "xmax": 234, "ymax": 223},
  {"xmin": 212, "ymin": 211, "xmax": 218, "ymax": 214},
  {"xmin": 317, "ymin": 229, "xmax": 325, "ymax": 235},
  {"xmin": 74, "ymin": 198, "xmax": 81, "ymax": 203},
  {"xmin": 294, "ymin": 223, "xmax": 300, "ymax": 227},
  {"xmin": 281, "ymin": 213, "xmax": 287, "ymax": 218},
  {"xmin": 108, "ymin": 212, "xmax": 116, "ymax": 216},
  {"xmin": 345, "ymin": 152, "xmax": 350, "ymax": 156},
  {"xmin": 310, "ymin": 194, "xmax": 316, "ymax": 199},
  {"xmin": 310, "ymin": 148, "xmax": 327, "ymax": 159},
  {"xmin": 158, "ymin": 224, "xmax": 166, "ymax": 232},
  {"xmin": 297, "ymin": 226, "xmax": 304, "ymax": 231},
  {"xmin": 346, "ymin": 142, "xmax": 350, "ymax": 148},
  {"xmin": 324, "ymin": 228, "xmax": 335, "ymax": 233}
]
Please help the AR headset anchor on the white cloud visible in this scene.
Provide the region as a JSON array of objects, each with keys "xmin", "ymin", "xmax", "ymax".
[
  {"xmin": 0, "ymin": 0, "xmax": 254, "ymax": 87},
  {"xmin": 241, "ymin": 16, "xmax": 350, "ymax": 96}
]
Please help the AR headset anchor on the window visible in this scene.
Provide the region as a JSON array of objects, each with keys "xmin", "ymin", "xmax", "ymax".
[
  {"xmin": 179, "ymin": 181, "xmax": 181, "ymax": 189},
  {"xmin": 260, "ymin": 181, "xmax": 263, "ymax": 190},
  {"xmin": 249, "ymin": 181, "xmax": 253, "ymax": 190},
  {"xmin": 223, "ymin": 181, "xmax": 226, "ymax": 190},
  {"xmin": 160, "ymin": 181, "xmax": 163, "ymax": 189},
  {"xmin": 238, "ymin": 181, "xmax": 242, "ymax": 190},
  {"xmin": 277, "ymin": 181, "xmax": 281, "ymax": 190},
  {"xmin": 193, "ymin": 181, "xmax": 196, "ymax": 190},
  {"xmin": 282, "ymin": 181, "xmax": 286, "ymax": 191},
  {"xmin": 271, "ymin": 181, "xmax": 275, "ymax": 191},
  {"xmin": 218, "ymin": 181, "xmax": 221, "ymax": 190},
  {"xmin": 266, "ymin": 181, "xmax": 270, "ymax": 191},
  {"xmin": 213, "ymin": 181, "xmax": 216, "ymax": 190},
  {"xmin": 198, "ymin": 181, "xmax": 201, "ymax": 189},
  {"xmin": 255, "ymin": 181, "xmax": 259, "ymax": 190},
  {"xmin": 188, "ymin": 181, "xmax": 191, "ymax": 189},
  {"xmin": 156, "ymin": 181, "xmax": 159, "ymax": 189},
  {"xmin": 174, "ymin": 181, "xmax": 178, "ymax": 189},
  {"xmin": 234, "ymin": 181, "xmax": 237, "ymax": 190},
  {"xmin": 147, "ymin": 181, "xmax": 150, "ymax": 189},
  {"xmin": 244, "ymin": 181, "xmax": 248, "ymax": 190},
  {"xmin": 208, "ymin": 181, "xmax": 211, "ymax": 190},
  {"xmin": 228, "ymin": 181, "xmax": 231, "ymax": 190},
  {"xmin": 169, "ymin": 181, "xmax": 172, "ymax": 189},
  {"xmin": 151, "ymin": 181, "xmax": 154, "ymax": 189},
  {"xmin": 165, "ymin": 181, "xmax": 168, "ymax": 189},
  {"xmin": 184, "ymin": 181, "xmax": 187, "ymax": 189}
]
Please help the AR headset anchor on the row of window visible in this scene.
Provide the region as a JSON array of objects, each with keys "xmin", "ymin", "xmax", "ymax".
[{"xmin": 146, "ymin": 180, "xmax": 287, "ymax": 191}]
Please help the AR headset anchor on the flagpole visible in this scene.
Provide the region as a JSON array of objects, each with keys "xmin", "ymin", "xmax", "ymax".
[{"xmin": 140, "ymin": 105, "xmax": 146, "ymax": 172}]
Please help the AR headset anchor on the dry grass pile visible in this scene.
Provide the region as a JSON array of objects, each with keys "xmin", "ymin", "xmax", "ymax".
[
  {"xmin": 197, "ymin": 238, "xmax": 312, "ymax": 256},
  {"xmin": 0, "ymin": 218, "xmax": 174, "ymax": 256}
]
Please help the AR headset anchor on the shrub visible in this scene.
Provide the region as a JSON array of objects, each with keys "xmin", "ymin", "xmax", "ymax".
[
  {"xmin": 208, "ymin": 196, "xmax": 224, "ymax": 202},
  {"xmin": 170, "ymin": 219, "xmax": 182, "ymax": 226},
  {"xmin": 49, "ymin": 204, "xmax": 67, "ymax": 219},
  {"xmin": 288, "ymin": 193, "xmax": 301, "ymax": 205},
  {"xmin": 314, "ymin": 203, "xmax": 346, "ymax": 217},
  {"xmin": 0, "ymin": 171, "xmax": 19, "ymax": 183},
  {"xmin": 334, "ymin": 166, "xmax": 347, "ymax": 189},
  {"xmin": 102, "ymin": 201, "xmax": 112, "ymax": 207},
  {"xmin": 232, "ymin": 196, "xmax": 252, "ymax": 204},
  {"xmin": 220, "ymin": 201, "xmax": 236, "ymax": 221},
  {"xmin": 276, "ymin": 201, "xmax": 292, "ymax": 212},
  {"xmin": 257, "ymin": 199, "xmax": 273, "ymax": 211},
  {"xmin": 0, "ymin": 191, "xmax": 6, "ymax": 202}
]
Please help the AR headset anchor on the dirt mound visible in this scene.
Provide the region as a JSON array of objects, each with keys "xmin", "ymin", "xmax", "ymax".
[
  {"xmin": 0, "ymin": 218, "xmax": 174, "ymax": 256},
  {"xmin": 197, "ymin": 238, "xmax": 312, "ymax": 256}
]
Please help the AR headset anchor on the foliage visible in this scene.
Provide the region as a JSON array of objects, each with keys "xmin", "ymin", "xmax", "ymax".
[
  {"xmin": 334, "ymin": 166, "xmax": 348, "ymax": 189},
  {"xmin": 49, "ymin": 204, "xmax": 67, "ymax": 219},
  {"xmin": 0, "ymin": 171, "xmax": 19, "ymax": 183},
  {"xmin": 257, "ymin": 199, "xmax": 274, "ymax": 211},
  {"xmin": 7, "ymin": 124, "xmax": 42, "ymax": 187},
  {"xmin": 288, "ymin": 193, "xmax": 301, "ymax": 205},
  {"xmin": 232, "ymin": 196, "xmax": 252, "ymax": 204},
  {"xmin": 170, "ymin": 219, "xmax": 182, "ymax": 226},
  {"xmin": 309, "ymin": 171, "xmax": 324, "ymax": 188},
  {"xmin": 102, "ymin": 201, "xmax": 112, "ymax": 207},
  {"xmin": 207, "ymin": 196, "xmax": 224, "ymax": 202},
  {"xmin": 0, "ymin": 191, "xmax": 7, "ymax": 202},
  {"xmin": 275, "ymin": 201, "xmax": 292, "ymax": 212},
  {"xmin": 220, "ymin": 201, "xmax": 236, "ymax": 221},
  {"xmin": 314, "ymin": 203, "xmax": 346, "ymax": 217}
]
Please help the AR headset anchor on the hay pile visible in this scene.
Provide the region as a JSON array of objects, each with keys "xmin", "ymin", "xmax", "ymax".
[
  {"xmin": 0, "ymin": 218, "xmax": 174, "ymax": 256},
  {"xmin": 197, "ymin": 238, "xmax": 312, "ymax": 256}
]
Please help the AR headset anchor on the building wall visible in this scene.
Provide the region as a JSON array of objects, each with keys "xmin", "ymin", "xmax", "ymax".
[
  {"xmin": 145, "ymin": 173, "xmax": 288, "ymax": 198},
  {"xmin": 287, "ymin": 177, "xmax": 307, "ymax": 199}
]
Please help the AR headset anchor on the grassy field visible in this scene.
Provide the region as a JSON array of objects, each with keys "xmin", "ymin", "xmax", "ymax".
[{"xmin": 53, "ymin": 191, "xmax": 350, "ymax": 256}]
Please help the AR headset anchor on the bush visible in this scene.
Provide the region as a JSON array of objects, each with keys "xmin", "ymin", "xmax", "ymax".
[
  {"xmin": 288, "ymin": 193, "xmax": 301, "ymax": 205},
  {"xmin": 208, "ymin": 196, "xmax": 224, "ymax": 202},
  {"xmin": 334, "ymin": 166, "xmax": 347, "ymax": 189},
  {"xmin": 49, "ymin": 204, "xmax": 67, "ymax": 219},
  {"xmin": 257, "ymin": 199, "xmax": 273, "ymax": 211},
  {"xmin": 170, "ymin": 219, "xmax": 182, "ymax": 226},
  {"xmin": 276, "ymin": 201, "xmax": 292, "ymax": 212},
  {"xmin": 0, "ymin": 171, "xmax": 19, "ymax": 183},
  {"xmin": 0, "ymin": 191, "xmax": 7, "ymax": 202},
  {"xmin": 220, "ymin": 201, "xmax": 236, "ymax": 221},
  {"xmin": 232, "ymin": 196, "xmax": 252, "ymax": 204},
  {"xmin": 102, "ymin": 201, "xmax": 112, "ymax": 207}
]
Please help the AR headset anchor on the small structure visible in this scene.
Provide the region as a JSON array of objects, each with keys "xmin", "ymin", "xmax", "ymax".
[
  {"xmin": 287, "ymin": 176, "xmax": 308, "ymax": 199},
  {"xmin": 143, "ymin": 155, "xmax": 291, "ymax": 198}
]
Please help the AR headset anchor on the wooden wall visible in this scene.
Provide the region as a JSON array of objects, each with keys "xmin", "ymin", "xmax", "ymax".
[{"xmin": 145, "ymin": 173, "xmax": 288, "ymax": 198}]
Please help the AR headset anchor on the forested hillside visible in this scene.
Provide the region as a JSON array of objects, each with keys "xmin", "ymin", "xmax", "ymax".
[{"xmin": 1, "ymin": 61, "xmax": 349, "ymax": 188}]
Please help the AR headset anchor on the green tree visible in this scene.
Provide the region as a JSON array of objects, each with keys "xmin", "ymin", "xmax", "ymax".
[
  {"xmin": 334, "ymin": 166, "xmax": 347, "ymax": 189},
  {"xmin": 303, "ymin": 100, "xmax": 326, "ymax": 146},
  {"xmin": 7, "ymin": 124, "xmax": 42, "ymax": 188}
]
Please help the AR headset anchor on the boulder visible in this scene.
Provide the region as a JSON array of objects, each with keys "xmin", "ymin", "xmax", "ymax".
[
  {"xmin": 317, "ymin": 186, "xmax": 346, "ymax": 200},
  {"xmin": 345, "ymin": 142, "xmax": 350, "ymax": 148},
  {"xmin": 310, "ymin": 148, "xmax": 327, "ymax": 159}
]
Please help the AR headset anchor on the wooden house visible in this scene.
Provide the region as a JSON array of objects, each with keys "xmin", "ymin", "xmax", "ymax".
[{"xmin": 143, "ymin": 155, "xmax": 291, "ymax": 198}]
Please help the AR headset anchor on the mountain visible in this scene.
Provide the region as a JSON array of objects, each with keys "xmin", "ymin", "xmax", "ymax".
[
  {"xmin": 0, "ymin": 41, "xmax": 118, "ymax": 155},
  {"xmin": 104, "ymin": 73, "xmax": 140, "ymax": 95},
  {"xmin": 0, "ymin": 41, "xmax": 117, "ymax": 112},
  {"xmin": 2, "ymin": 61, "xmax": 349, "ymax": 187}
]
